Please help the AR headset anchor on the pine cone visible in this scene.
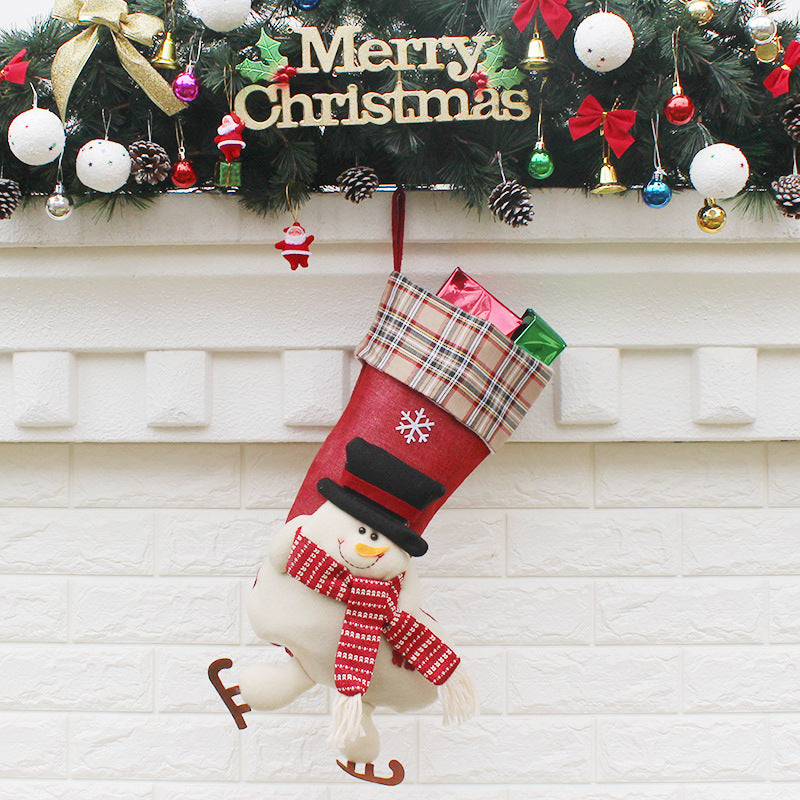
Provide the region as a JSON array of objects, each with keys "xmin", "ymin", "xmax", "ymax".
[
  {"xmin": 488, "ymin": 180, "xmax": 534, "ymax": 227},
  {"xmin": 129, "ymin": 140, "xmax": 172, "ymax": 185},
  {"xmin": 772, "ymin": 173, "xmax": 800, "ymax": 218},
  {"xmin": 780, "ymin": 95, "xmax": 800, "ymax": 144},
  {"xmin": 0, "ymin": 178, "xmax": 22, "ymax": 220},
  {"xmin": 337, "ymin": 166, "xmax": 379, "ymax": 203}
]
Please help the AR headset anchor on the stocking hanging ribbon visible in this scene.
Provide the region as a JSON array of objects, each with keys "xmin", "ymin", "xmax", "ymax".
[
  {"xmin": 51, "ymin": 0, "xmax": 187, "ymax": 118},
  {"xmin": 764, "ymin": 39, "xmax": 800, "ymax": 98},
  {"xmin": 512, "ymin": 0, "xmax": 572, "ymax": 39},
  {"xmin": 0, "ymin": 50, "xmax": 30, "ymax": 85},
  {"xmin": 568, "ymin": 95, "xmax": 637, "ymax": 158}
]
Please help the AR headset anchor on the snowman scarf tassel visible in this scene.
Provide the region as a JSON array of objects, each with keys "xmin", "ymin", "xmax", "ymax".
[{"xmin": 286, "ymin": 531, "xmax": 475, "ymax": 744}]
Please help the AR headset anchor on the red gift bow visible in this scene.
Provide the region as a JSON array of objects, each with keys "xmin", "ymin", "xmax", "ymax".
[
  {"xmin": 0, "ymin": 49, "xmax": 29, "ymax": 85},
  {"xmin": 764, "ymin": 39, "xmax": 800, "ymax": 98},
  {"xmin": 513, "ymin": 0, "xmax": 572, "ymax": 39},
  {"xmin": 568, "ymin": 95, "xmax": 637, "ymax": 158}
]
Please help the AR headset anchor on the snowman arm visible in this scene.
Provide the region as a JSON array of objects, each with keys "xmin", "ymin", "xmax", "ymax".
[{"xmin": 268, "ymin": 519, "xmax": 306, "ymax": 573}]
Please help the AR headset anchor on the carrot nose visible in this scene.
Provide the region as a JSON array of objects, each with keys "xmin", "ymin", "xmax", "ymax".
[{"xmin": 355, "ymin": 542, "xmax": 391, "ymax": 558}]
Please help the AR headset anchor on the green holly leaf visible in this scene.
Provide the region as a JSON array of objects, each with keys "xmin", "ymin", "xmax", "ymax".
[
  {"xmin": 478, "ymin": 38, "xmax": 506, "ymax": 72},
  {"xmin": 256, "ymin": 29, "xmax": 288, "ymax": 69},
  {"xmin": 489, "ymin": 66, "xmax": 525, "ymax": 90},
  {"xmin": 237, "ymin": 57, "xmax": 279, "ymax": 83}
]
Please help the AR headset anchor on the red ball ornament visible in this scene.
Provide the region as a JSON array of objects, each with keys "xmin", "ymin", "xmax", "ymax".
[
  {"xmin": 664, "ymin": 91, "xmax": 696, "ymax": 126},
  {"xmin": 170, "ymin": 158, "xmax": 197, "ymax": 189}
]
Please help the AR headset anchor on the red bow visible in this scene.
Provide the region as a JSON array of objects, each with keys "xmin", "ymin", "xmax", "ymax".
[
  {"xmin": 568, "ymin": 95, "xmax": 637, "ymax": 158},
  {"xmin": 764, "ymin": 40, "xmax": 800, "ymax": 98},
  {"xmin": 0, "ymin": 49, "xmax": 29, "ymax": 85},
  {"xmin": 513, "ymin": 0, "xmax": 572, "ymax": 39}
]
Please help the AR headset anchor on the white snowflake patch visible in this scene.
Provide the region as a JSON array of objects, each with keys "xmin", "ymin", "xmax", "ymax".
[{"xmin": 396, "ymin": 408, "xmax": 434, "ymax": 444}]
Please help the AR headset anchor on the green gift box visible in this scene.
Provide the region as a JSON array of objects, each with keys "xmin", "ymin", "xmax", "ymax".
[
  {"xmin": 512, "ymin": 308, "xmax": 566, "ymax": 365},
  {"xmin": 214, "ymin": 160, "xmax": 241, "ymax": 189}
]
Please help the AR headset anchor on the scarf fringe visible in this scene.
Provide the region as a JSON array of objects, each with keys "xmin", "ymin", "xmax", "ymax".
[
  {"xmin": 439, "ymin": 666, "xmax": 479, "ymax": 726},
  {"xmin": 330, "ymin": 692, "xmax": 366, "ymax": 749}
]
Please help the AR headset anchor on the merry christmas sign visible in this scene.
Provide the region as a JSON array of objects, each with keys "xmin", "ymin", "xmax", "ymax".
[{"xmin": 234, "ymin": 26, "xmax": 531, "ymax": 129}]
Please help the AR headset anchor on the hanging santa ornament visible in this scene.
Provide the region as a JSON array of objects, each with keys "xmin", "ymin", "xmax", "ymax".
[
  {"xmin": 75, "ymin": 114, "xmax": 131, "ymax": 193},
  {"xmin": 528, "ymin": 99, "xmax": 554, "ymax": 179},
  {"xmin": 690, "ymin": 138, "xmax": 750, "ymax": 233},
  {"xmin": 642, "ymin": 116, "xmax": 672, "ymax": 209},
  {"xmin": 8, "ymin": 85, "xmax": 66, "ymax": 166},
  {"xmin": 192, "ymin": 0, "xmax": 251, "ymax": 32},
  {"xmin": 568, "ymin": 95, "xmax": 636, "ymax": 194},
  {"xmin": 513, "ymin": 0, "xmax": 572, "ymax": 39},
  {"xmin": 664, "ymin": 28, "xmax": 696, "ymax": 126},
  {"xmin": 170, "ymin": 118, "xmax": 197, "ymax": 189},
  {"xmin": 683, "ymin": 0, "xmax": 714, "ymax": 25},
  {"xmin": 172, "ymin": 35, "xmax": 201, "ymax": 102},
  {"xmin": 764, "ymin": 40, "xmax": 800, "ymax": 98},
  {"xmin": 214, "ymin": 111, "xmax": 246, "ymax": 189},
  {"xmin": 275, "ymin": 187, "xmax": 314, "ymax": 269},
  {"xmin": 746, "ymin": 5, "xmax": 778, "ymax": 45},
  {"xmin": 573, "ymin": 11, "xmax": 634, "ymax": 73},
  {"xmin": 44, "ymin": 154, "xmax": 73, "ymax": 221}
]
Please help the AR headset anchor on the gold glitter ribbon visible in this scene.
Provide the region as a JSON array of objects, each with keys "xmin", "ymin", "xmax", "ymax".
[{"xmin": 51, "ymin": 0, "xmax": 186, "ymax": 118}]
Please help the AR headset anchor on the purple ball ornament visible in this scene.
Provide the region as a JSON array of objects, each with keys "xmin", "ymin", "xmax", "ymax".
[{"xmin": 173, "ymin": 67, "xmax": 200, "ymax": 102}]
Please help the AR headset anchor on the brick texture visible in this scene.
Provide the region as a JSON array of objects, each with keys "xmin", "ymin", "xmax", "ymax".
[{"xmin": 0, "ymin": 439, "xmax": 798, "ymax": 798}]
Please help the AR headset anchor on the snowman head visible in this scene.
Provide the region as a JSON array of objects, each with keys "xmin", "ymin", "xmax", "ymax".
[{"xmin": 302, "ymin": 501, "xmax": 410, "ymax": 580}]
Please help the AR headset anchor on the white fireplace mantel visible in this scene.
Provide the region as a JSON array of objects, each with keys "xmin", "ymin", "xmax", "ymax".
[{"xmin": 1, "ymin": 189, "xmax": 798, "ymax": 443}]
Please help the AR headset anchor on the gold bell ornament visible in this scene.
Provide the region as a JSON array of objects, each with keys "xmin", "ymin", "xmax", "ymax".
[
  {"xmin": 697, "ymin": 198, "xmax": 726, "ymax": 232},
  {"xmin": 520, "ymin": 23, "xmax": 551, "ymax": 72},
  {"xmin": 152, "ymin": 32, "xmax": 178, "ymax": 71},
  {"xmin": 592, "ymin": 155, "xmax": 626, "ymax": 194}
]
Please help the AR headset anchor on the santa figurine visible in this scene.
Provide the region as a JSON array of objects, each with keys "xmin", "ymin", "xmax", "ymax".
[
  {"xmin": 214, "ymin": 112, "xmax": 246, "ymax": 163},
  {"xmin": 275, "ymin": 221, "xmax": 314, "ymax": 270}
]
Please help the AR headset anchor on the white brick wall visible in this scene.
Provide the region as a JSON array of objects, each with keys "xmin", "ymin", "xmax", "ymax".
[
  {"xmin": 2, "ymin": 193, "xmax": 800, "ymax": 796},
  {"xmin": 1, "ymin": 442, "xmax": 800, "ymax": 797}
]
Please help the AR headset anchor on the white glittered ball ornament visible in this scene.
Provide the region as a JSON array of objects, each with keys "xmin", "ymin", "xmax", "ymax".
[
  {"xmin": 689, "ymin": 143, "xmax": 750, "ymax": 199},
  {"xmin": 76, "ymin": 139, "xmax": 132, "ymax": 193},
  {"xmin": 8, "ymin": 107, "xmax": 66, "ymax": 166},
  {"xmin": 189, "ymin": 0, "xmax": 251, "ymax": 31},
  {"xmin": 573, "ymin": 11, "xmax": 634, "ymax": 72}
]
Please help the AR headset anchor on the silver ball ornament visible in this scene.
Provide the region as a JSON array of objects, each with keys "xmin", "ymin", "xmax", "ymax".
[
  {"xmin": 8, "ymin": 107, "xmax": 66, "ymax": 166},
  {"xmin": 746, "ymin": 7, "xmax": 777, "ymax": 44},
  {"xmin": 45, "ymin": 183, "xmax": 74, "ymax": 221}
]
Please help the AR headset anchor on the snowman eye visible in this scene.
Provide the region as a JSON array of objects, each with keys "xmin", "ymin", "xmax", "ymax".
[
  {"xmin": 370, "ymin": 532, "xmax": 379, "ymax": 542},
  {"xmin": 358, "ymin": 527, "xmax": 367, "ymax": 534}
]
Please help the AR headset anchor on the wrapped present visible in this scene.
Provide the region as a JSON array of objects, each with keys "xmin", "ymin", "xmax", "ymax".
[
  {"xmin": 436, "ymin": 267, "xmax": 522, "ymax": 336},
  {"xmin": 214, "ymin": 160, "xmax": 241, "ymax": 189},
  {"xmin": 512, "ymin": 308, "xmax": 567, "ymax": 365}
]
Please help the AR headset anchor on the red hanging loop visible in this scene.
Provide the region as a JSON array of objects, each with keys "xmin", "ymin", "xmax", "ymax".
[{"xmin": 391, "ymin": 187, "xmax": 406, "ymax": 273}]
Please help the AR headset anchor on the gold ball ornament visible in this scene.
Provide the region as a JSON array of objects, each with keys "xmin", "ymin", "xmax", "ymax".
[
  {"xmin": 685, "ymin": 0, "xmax": 714, "ymax": 24},
  {"xmin": 697, "ymin": 199, "xmax": 726, "ymax": 233}
]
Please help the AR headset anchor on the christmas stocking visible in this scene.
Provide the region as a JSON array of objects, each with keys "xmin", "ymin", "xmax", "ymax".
[{"xmin": 209, "ymin": 270, "xmax": 553, "ymax": 784}]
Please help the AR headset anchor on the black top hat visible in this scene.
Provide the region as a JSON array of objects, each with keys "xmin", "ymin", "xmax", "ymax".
[{"xmin": 317, "ymin": 437, "xmax": 446, "ymax": 557}]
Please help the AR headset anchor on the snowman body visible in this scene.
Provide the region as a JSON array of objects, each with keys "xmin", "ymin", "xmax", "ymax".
[{"xmin": 246, "ymin": 507, "xmax": 440, "ymax": 713}]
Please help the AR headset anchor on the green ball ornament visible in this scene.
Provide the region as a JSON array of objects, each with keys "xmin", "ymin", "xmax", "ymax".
[{"xmin": 528, "ymin": 144, "xmax": 554, "ymax": 180}]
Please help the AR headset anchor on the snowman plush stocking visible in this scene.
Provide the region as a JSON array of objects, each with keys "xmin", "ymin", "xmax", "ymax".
[{"xmin": 211, "ymin": 270, "xmax": 553, "ymax": 782}]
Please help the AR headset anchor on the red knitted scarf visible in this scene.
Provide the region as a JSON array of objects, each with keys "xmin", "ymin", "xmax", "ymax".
[{"xmin": 286, "ymin": 529, "xmax": 460, "ymax": 696}]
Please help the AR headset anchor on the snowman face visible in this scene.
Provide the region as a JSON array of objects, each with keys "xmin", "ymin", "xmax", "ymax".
[{"xmin": 302, "ymin": 501, "xmax": 410, "ymax": 580}]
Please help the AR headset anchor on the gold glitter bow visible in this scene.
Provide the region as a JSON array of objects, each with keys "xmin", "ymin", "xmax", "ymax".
[{"xmin": 51, "ymin": 0, "xmax": 186, "ymax": 118}]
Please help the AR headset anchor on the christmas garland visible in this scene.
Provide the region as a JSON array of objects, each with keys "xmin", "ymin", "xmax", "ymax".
[{"xmin": 0, "ymin": 0, "xmax": 798, "ymax": 230}]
